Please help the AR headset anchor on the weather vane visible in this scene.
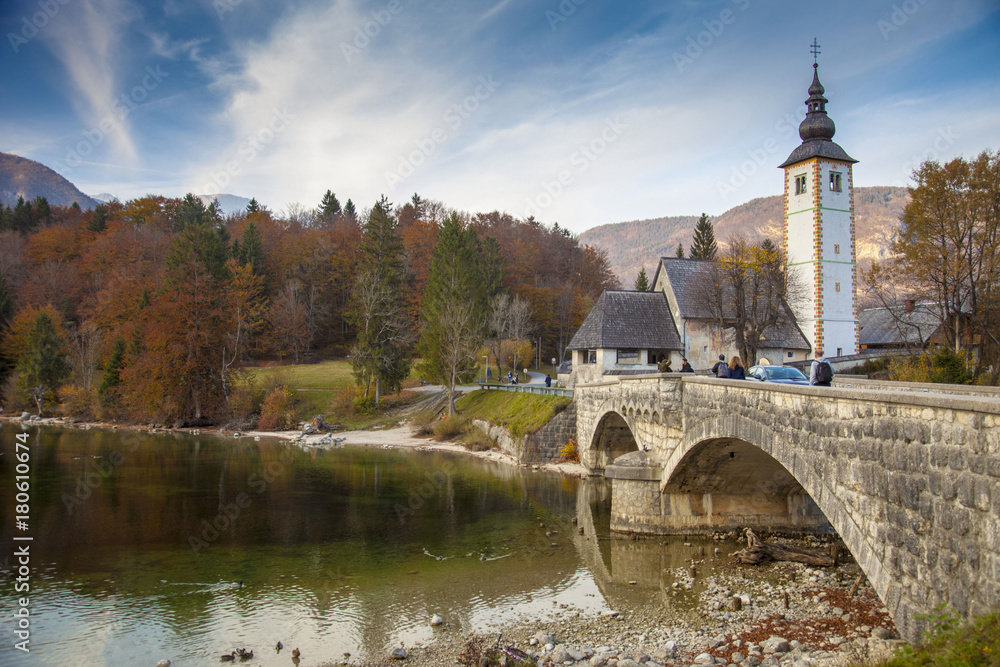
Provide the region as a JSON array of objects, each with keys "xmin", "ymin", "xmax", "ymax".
[{"xmin": 810, "ymin": 38, "xmax": 821, "ymax": 65}]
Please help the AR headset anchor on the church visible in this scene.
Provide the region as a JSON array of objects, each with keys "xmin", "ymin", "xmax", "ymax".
[{"xmin": 566, "ymin": 52, "xmax": 859, "ymax": 386}]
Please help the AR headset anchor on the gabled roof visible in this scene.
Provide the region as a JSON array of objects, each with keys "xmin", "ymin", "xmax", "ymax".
[
  {"xmin": 567, "ymin": 290, "xmax": 682, "ymax": 351},
  {"xmin": 859, "ymin": 304, "xmax": 941, "ymax": 347},
  {"xmin": 655, "ymin": 257, "xmax": 811, "ymax": 351}
]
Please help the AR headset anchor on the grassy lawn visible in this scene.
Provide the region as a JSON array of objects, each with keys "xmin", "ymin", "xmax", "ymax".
[
  {"xmin": 453, "ymin": 388, "xmax": 570, "ymax": 438},
  {"xmin": 245, "ymin": 359, "xmax": 426, "ymax": 428}
]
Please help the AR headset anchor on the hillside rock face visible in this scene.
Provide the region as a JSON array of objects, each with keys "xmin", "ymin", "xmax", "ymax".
[
  {"xmin": 580, "ymin": 186, "xmax": 909, "ymax": 285},
  {"xmin": 0, "ymin": 152, "xmax": 99, "ymax": 209}
]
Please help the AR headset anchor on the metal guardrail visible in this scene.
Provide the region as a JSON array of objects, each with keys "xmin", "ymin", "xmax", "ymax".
[{"xmin": 479, "ymin": 383, "xmax": 574, "ymax": 398}]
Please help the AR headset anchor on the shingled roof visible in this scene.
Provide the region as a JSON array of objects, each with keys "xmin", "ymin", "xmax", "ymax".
[
  {"xmin": 567, "ymin": 290, "xmax": 682, "ymax": 351},
  {"xmin": 859, "ymin": 303, "xmax": 941, "ymax": 347},
  {"xmin": 652, "ymin": 257, "xmax": 811, "ymax": 350}
]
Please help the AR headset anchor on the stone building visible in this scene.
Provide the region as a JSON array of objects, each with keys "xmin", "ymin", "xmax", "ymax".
[{"xmin": 566, "ymin": 290, "xmax": 683, "ymax": 386}]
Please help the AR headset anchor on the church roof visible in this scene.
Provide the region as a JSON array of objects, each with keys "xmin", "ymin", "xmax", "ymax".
[
  {"xmin": 779, "ymin": 63, "xmax": 857, "ymax": 168},
  {"xmin": 567, "ymin": 290, "xmax": 683, "ymax": 351},
  {"xmin": 655, "ymin": 258, "xmax": 811, "ymax": 350}
]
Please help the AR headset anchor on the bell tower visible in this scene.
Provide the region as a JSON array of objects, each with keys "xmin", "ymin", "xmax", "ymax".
[{"xmin": 780, "ymin": 40, "xmax": 858, "ymax": 357}]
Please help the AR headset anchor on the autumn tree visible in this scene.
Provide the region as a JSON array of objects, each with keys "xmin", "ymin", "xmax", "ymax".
[
  {"xmin": 634, "ymin": 266, "xmax": 649, "ymax": 291},
  {"xmin": 698, "ymin": 236, "xmax": 803, "ymax": 365},
  {"xmin": 419, "ymin": 213, "xmax": 490, "ymax": 414},
  {"xmin": 348, "ymin": 196, "xmax": 413, "ymax": 403},
  {"xmin": 16, "ymin": 310, "xmax": 71, "ymax": 414},
  {"xmin": 690, "ymin": 213, "xmax": 718, "ymax": 260},
  {"xmin": 884, "ymin": 150, "xmax": 1000, "ymax": 383}
]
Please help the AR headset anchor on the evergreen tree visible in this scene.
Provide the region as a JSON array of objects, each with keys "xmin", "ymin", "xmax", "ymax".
[
  {"xmin": 690, "ymin": 213, "xmax": 718, "ymax": 260},
  {"xmin": 88, "ymin": 204, "xmax": 108, "ymax": 233},
  {"xmin": 246, "ymin": 198, "xmax": 261, "ymax": 214},
  {"xmin": 343, "ymin": 199, "xmax": 357, "ymax": 221},
  {"xmin": 319, "ymin": 190, "xmax": 342, "ymax": 216},
  {"xmin": 348, "ymin": 196, "xmax": 412, "ymax": 404},
  {"xmin": 17, "ymin": 311, "xmax": 71, "ymax": 415},
  {"xmin": 479, "ymin": 235, "xmax": 504, "ymax": 303},
  {"xmin": 98, "ymin": 335, "xmax": 126, "ymax": 398},
  {"xmin": 12, "ymin": 196, "xmax": 33, "ymax": 232},
  {"xmin": 634, "ymin": 266, "xmax": 649, "ymax": 291},
  {"xmin": 33, "ymin": 196, "xmax": 51, "ymax": 226},
  {"xmin": 237, "ymin": 220, "xmax": 266, "ymax": 276},
  {"xmin": 169, "ymin": 194, "xmax": 230, "ymax": 282},
  {"xmin": 676, "ymin": 243, "xmax": 685, "ymax": 258},
  {"xmin": 0, "ymin": 272, "xmax": 14, "ymax": 333},
  {"xmin": 418, "ymin": 213, "xmax": 487, "ymax": 415}
]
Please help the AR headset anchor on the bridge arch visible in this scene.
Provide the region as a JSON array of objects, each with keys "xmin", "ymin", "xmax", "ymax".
[{"xmin": 585, "ymin": 408, "xmax": 639, "ymax": 471}]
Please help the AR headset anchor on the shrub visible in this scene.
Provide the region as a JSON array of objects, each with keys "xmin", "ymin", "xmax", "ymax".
[
  {"xmin": 410, "ymin": 409, "xmax": 438, "ymax": 437},
  {"xmin": 560, "ymin": 438, "xmax": 579, "ymax": 462},
  {"xmin": 462, "ymin": 425, "xmax": 495, "ymax": 452},
  {"xmin": 227, "ymin": 379, "xmax": 265, "ymax": 430},
  {"xmin": 60, "ymin": 385, "xmax": 97, "ymax": 420},
  {"xmin": 928, "ymin": 347, "xmax": 973, "ymax": 385},
  {"xmin": 1, "ymin": 371, "xmax": 28, "ymax": 413},
  {"xmin": 432, "ymin": 415, "xmax": 467, "ymax": 440},
  {"xmin": 257, "ymin": 386, "xmax": 296, "ymax": 431}
]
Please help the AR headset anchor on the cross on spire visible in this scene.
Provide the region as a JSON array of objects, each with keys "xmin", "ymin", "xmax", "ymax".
[{"xmin": 810, "ymin": 38, "xmax": 821, "ymax": 65}]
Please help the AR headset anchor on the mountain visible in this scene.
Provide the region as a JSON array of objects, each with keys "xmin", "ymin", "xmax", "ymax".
[
  {"xmin": 0, "ymin": 152, "xmax": 99, "ymax": 209},
  {"xmin": 91, "ymin": 192, "xmax": 118, "ymax": 203},
  {"xmin": 579, "ymin": 186, "xmax": 910, "ymax": 286},
  {"xmin": 197, "ymin": 193, "xmax": 252, "ymax": 216}
]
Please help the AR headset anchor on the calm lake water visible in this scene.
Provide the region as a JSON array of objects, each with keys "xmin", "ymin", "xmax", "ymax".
[{"xmin": 0, "ymin": 423, "xmax": 716, "ymax": 666}]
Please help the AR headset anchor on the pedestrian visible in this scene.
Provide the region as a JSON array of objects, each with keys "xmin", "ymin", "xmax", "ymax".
[
  {"xmin": 728, "ymin": 355, "xmax": 746, "ymax": 380},
  {"xmin": 711, "ymin": 354, "xmax": 727, "ymax": 377},
  {"xmin": 679, "ymin": 357, "xmax": 693, "ymax": 373},
  {"xmin": 810, "ymin": 349, "xmax": 833, "ymax": 386},
  {"xmin": 544, "ymin": 374, "xmax": 552, "ymax": 387}
]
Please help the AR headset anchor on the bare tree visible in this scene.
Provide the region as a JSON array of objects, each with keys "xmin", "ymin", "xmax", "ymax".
[
  {"xmin": 698, "ymin": 236, "xmax": 805, "ymax": 365},
  {"xmin": 486, "ymin": 293, "xmax": 531, "ymax": 381},
  {"xmin": 436, "ymin": 298, "xmax": 484, "ymax": 415},
  {"xmin": 268, "ymin": 280, "xmax": 310, "ymax": 362},
  {"xmin": 68, "ymin": 320, "xmax": 102, "ymax": 389}
]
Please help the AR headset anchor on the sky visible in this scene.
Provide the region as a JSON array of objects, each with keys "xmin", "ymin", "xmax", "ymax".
[{"xmin": 1, "ymin": 0, "xmax": 998, "ymax": 232}]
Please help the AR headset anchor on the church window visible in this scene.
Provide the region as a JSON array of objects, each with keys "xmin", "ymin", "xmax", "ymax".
[
  {"xmin": 795, "ymin": 174, "xmax": 807, "ymax": 195},
  {"xmin": 834, "ymin": 244, "xmax": 840, "ymax": 254},
  {"xmin": 835, "ymin": 282, "xmax": 841, "ymax": 293},
  {"xmin": 829, "ymin": 171, "xmax": 842, "ymax": 192}
]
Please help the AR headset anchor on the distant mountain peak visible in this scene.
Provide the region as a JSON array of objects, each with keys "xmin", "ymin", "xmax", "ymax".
[{"xmin": 0, "ymin": 152, "xmax": 99, "ymax": 209}]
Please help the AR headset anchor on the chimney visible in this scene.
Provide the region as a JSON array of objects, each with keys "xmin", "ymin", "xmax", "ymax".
[{"xmin": 904, "ymin": 299, "xmax": 915, "ymax": 314}]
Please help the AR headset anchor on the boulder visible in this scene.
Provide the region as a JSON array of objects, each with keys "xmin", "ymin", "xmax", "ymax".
[
  {"xmin": 391, "ymin": 647, "xmax": 408, "ymax": 660},
  {"xmin": 761, "ymin": 636, "xmax": 790, "ymax": 654},
  {"xmin": 430, "ymin": 614, "xmax": 444, "ymax": 626}
]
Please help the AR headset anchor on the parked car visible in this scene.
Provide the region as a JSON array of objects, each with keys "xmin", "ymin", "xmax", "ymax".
[{"xmin": 747, "ymin": 364, "xmax": 810, "ymax": 385}]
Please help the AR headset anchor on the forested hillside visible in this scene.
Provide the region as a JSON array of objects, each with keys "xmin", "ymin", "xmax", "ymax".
[
  {"xmin": 0, "ymin": 193, "xmax": 617, "ymax": 425},
  {"xmin": 581, "ymin": 186, "xmax": 909, "ymax": 285}
]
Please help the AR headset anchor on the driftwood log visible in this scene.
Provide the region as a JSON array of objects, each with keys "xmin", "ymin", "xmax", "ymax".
[{"xmin": 732, "ymin": 528, "xmax": 836, "ymax": 566}]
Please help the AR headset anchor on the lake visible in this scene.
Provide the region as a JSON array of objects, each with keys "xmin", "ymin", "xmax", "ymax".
[{"xmin": 3, "ymin": 422, "xmax": 699, "ymax": 666}]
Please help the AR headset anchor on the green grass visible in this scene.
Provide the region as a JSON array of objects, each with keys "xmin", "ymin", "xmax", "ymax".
[
  {"xmin": 874, "ymin": 610, "xmax": 999, "ymax": 667},
  {"xmin": 453, "ymin": 388, "xmax": 570, "ymax": 438}
]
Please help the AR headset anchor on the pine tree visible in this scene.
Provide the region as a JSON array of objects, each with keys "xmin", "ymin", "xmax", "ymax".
[
  {"xmin": 17, "ymin": 311, "xmax": 71, "ymax": 415},
  {"xmin": 676, "ymin": 243, "xmax": 685, "ymax": 258},
  {"xmin": 0, "ymin": 272, "xmax": 14, "ymax": 333},
  {"xmin": 237, "ymin": 220, "xmax": 265, "ymax": 276},
  {"xmin": 349, "ymin": 196, "xmax": 412, "ymax": 404},
  {"xmin": 320, "ymin": 190, "xmax": 342, "ymax": 216},
  {"xmin": 634, "ymin": 266, "xmax": 649, "ymax": 291},
  {"xmin": 343, "ymin": 199, "xmax": 357, "ymax": 221},
  {"xmin": 418, "ymin": 213, "xmax": 487, "ymax": 414},
  {"xmin": 246, "ymin": 198, "xmax": 261, "ymax": 214},
  {"xmin": 98, "ymin": 336, "xmax": 126, "ymax": 398},
  {"xmin": 479, "ymin": 235, "xmax": 504, "ymax": 302},
  {"xmin": 88, "ymin": 204, "xmax": 108, "ymax": 232},
  {"xmin": 690, "ymin": 213, "xmax": 718, "ymax": 260}
]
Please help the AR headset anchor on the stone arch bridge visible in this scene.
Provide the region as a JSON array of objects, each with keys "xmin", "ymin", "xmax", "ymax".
[{"xmin": 573, "ymin": 374, "xmax": 1000, "ymax": 642}]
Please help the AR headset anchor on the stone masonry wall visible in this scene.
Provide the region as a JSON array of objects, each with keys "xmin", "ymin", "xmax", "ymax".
[
  {"xmin": 472, "ymin": 402, "xmax": 578, "ymax": 465},
  {"xmin": 575, "ymin": 375, "xmax": 1000, "ymax": 644}
]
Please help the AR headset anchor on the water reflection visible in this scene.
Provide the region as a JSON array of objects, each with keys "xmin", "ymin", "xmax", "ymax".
[{"xmin": 0, "ymin": 425, "xmax": 611, "ymax": 666}]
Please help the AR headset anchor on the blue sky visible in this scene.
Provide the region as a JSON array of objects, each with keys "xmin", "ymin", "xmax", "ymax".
[{"xmin": 2, "ymin": 0, "xmax": 998, "ymax": 231}]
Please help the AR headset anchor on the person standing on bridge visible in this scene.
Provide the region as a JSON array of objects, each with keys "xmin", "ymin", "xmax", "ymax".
[
  {"xmin": 728, "ymin": 355, "xmax": 746, "ymax": 380},
  {"xmin": 810, "ymin": 349, "xmax": 833, "ymax": 386},
  {"xmin": 712, "ymin": 354, "xmax": 728, "ymax": 377}
]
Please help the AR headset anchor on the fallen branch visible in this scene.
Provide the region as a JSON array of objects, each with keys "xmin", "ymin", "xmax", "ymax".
[{"xmin": 732, "ymin": 528, "xmax": 836, "ymax": 566}]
